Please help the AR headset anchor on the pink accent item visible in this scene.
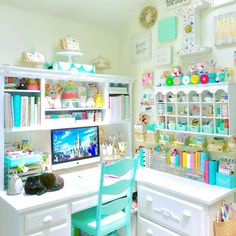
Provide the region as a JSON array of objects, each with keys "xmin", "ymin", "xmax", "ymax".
[
  {"xmin": 27, "ymin": 85, "xmax": 39, "ymax": 90},
  {"xmin": 204, "ymin": 160, "xmax": 209, "ymax": 183}
]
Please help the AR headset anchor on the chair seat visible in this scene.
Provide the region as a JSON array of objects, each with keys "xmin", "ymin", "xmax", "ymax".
[{"xmin": 72, "ymin": 207, "xmax": 127, "ymax": 235}]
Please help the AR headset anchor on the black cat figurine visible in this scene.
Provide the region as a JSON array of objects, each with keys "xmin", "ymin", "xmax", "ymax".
[{"xmin": 24, "ymin": 173, "xmax": 64, "ymax": 195}]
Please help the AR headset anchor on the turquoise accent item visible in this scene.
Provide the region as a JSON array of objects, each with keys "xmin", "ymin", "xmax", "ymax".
[
  {"xmin": 209, "ymin": 160, "xmax": 219, "ymax": 185},
  {"xmin": 139, "ymin": 148, "xmax": 145, "ymax": 167},
  {"xmin": 71, "ymin": 157, "xmax": 138, "ymax": 236},
  {"xmin": 216, "ymin": 173, "xmax": 236, "ymax": 188},
  {"xmin": 158, "ymin": 16, "xmax": 177, "ymax": 42},
  {"xmin": 53, "ymin": 61, "xmax": 95, "ymax": 73}
]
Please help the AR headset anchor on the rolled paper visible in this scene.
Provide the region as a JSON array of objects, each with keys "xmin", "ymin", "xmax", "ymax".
[
  {"xmin": 186, "ymin": 153, "xmax": 191, "ymax": 169},
  {"xmin": 195, "ymin": 152, "xmax": 199, "ymax": 172},
  {"xmin": 170, "ymin": 155, "xmax": 176, "ymax": 165},
  {"xmin": 190, "ymin": 153, "xmax": 195, "ymax": 170},
  {"xmin": 175, "ymin": 154, "xmax": 180, "ymax": 167},
  {"xmin": 183, "ymin": 152, "xmax": 187, "ymax": 168},
  {"xmin": 166, "ymin": 155, "xmax": 171, "ymax": 164},
  {"xmin": 180, "ymin": 152, "xmax": 183, "ymax": 167},
  {"xmin": 200, "ymin": 152, "xmax": 209, "ymax": 172},
  {"xmin": 209, "ymin": 160, "xmax": 219, "ymax": 185},
  {"xmin": 204, "ymin": 160, "xmax": 209, "ymax": 183}
]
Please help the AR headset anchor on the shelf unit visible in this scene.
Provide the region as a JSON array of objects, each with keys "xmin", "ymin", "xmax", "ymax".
[
  {"xmin": 0, "ymin": 65, "xmax": 133, "ymax": 191},
  {"xmin": 155, "ymin": 83, "xmax": 236, "ymax": 137}
]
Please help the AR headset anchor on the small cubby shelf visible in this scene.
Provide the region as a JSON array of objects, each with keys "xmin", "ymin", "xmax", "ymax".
[{"xmin": 155, "ymin": 83, "xmax": 236, "ymax": 137}]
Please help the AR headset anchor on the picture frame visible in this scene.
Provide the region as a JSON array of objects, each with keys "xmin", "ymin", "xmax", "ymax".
[
  {"xmin": 165, "ymin": 0, "xmax": 189, "ymax": 9},
  {"xmin": 153, "ymin": 46, "xmax": 172, "ymax": 66},
  {"xmin": 131, "ymin": 33, "xmax": 152, "ymax": 63}
]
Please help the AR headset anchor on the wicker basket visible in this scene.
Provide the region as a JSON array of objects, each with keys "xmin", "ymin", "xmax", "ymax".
[{"xmin": 214, "ymin": 218, "xmax": 236, "ymax": 236}]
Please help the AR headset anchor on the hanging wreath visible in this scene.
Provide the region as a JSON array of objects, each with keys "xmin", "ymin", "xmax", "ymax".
[{"xmin": 139, "ymin": 6, "xmax": 158, "ymax": 29}]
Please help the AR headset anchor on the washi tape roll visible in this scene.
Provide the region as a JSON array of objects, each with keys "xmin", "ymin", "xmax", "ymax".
[
  {"xmin": 166, "ymin": 77, "xmax": 174, "ymax": 86},
  {"xmin": 200, "ymin": 74, "xmax": 209, "ymax": 84},
  {"xmin": 182, "ymin": 75, "xmax": 190, "ymax": 85},
  {"xmin": 191, "ymin": 74, "xmax": 199, "ymax": 84},
  {"xmin": 174, "ymin": 76, "xmax": 181, "ymax": 86}
]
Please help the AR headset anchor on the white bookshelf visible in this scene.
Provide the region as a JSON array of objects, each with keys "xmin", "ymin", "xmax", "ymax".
[{"xmin": 0, "ymin": 65, "xmax": 134, "ymax": 191}]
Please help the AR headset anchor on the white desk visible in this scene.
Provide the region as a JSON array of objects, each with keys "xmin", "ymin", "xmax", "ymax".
[{"xmin": 0, "ymin": 167, "xmax": 101, "ymax": 236}]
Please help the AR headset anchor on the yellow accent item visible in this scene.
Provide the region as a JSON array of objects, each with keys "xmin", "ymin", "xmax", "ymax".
[
  {"xmin": 182, "ymin": 152, "xmax": 187, "ymax": 168},
  {"xmin": 95, "ymin": 92, "xmax": 104, "ymax": 108},
  {"xmin": 191, "ymin": 74, "xmax": 199, "ymax": 84}
]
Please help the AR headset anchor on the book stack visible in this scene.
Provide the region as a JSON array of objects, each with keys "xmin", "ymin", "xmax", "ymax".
[
  {"xmin": 4, "ymin": 93, "xmax": 41, "ymax": 128},
  {"xmin": 109, "ymin": 95, "xmax": 130, "ymax": 121}
]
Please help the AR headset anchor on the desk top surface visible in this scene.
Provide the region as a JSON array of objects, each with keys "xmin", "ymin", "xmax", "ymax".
[
  {"xmin": 137, "ymin": 168, "xmax": 235, "ymax": 206},
  {"xmin": 1, "ymin": 167, "xmax": 235, "ymax": 213},
  {"xmin": 0, "ymin": 167, "xmax": 100, "ymax": 213}
]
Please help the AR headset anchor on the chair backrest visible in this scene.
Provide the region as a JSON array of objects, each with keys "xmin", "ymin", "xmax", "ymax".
[{"xmin": 96, "ymin": 156, "xmax": 138, "ymax": 232}]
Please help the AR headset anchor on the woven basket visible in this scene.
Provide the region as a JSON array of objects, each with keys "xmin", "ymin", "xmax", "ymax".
[{"xmin": 214, "ymin": 218, "xmax": 236, "ymax": 236}]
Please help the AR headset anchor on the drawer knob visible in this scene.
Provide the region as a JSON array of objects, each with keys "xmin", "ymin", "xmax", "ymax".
[
  {"xmin": 146, "ymin": 228, "xmax": 153, "ymax": 235},
  {"xmin": 43, "ymin": 215, "xmax": 53, "ymax": 223},
  {"xmin": 183, "ymin": 210, "xmax": 191, "ymax": 218},
  {"xmin": 146, "ymin": 196, "xmax": 153, "ymax": 203}
]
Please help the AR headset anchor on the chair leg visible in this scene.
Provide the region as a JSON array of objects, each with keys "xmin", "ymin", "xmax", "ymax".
[
  {"xmin": 125, "ymin": 223, "xmax": 131, "ymax": 236},
  {"xmin": 71, "ymin": 224, "xmax": 75, "ymax": 236}
]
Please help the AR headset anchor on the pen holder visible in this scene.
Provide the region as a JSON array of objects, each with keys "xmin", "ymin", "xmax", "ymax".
[{"xmin": 214, "ymin": 218, "xmax": 236, "ymax": 236}]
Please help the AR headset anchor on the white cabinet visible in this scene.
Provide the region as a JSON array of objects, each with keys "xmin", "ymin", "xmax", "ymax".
[
  {"xmin": 137, "ymin": 168, "xmax": 235, "ymax": 236},
  {"xmin": 156, "ymin": 83, "xmax": 236, "ymax": 136}
]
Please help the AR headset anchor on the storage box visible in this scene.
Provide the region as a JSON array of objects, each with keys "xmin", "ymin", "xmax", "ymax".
[
  {"xmin": 202, "ymin": 125, "xmax": 214, "ymax": 134},
  {"xmin": 4, "ymin": 154, "xmax": 42, "ymax": 168},
  {"xmin": 214, "ymin": 218, "xmax": 236, "ymax": 236},
  {"xmin": 189, "ymin": 125, "xmax": 200, "ymax": 132},
  {"xmin": 216, "ymin": 173, "xmax": 236, "ymax": 188},
  {"xmin": 217, "ymin": 127, "xmax": 229, "ymax": 135},
  {"xmin": 167, "ymin": 124, "xmax": 176, "ymax": 130},
  {"xmin": 177, "ymin": 124, "xmax": 187, "ymax": 131}
]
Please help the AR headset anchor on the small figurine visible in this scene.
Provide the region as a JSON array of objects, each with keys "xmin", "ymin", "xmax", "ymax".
[
  {"xmin": 17, "ymin": 79, "xmax": 27, "ymax": 90},
  {"xmin": 95, "ymin": 92, "xmax": 104, "ymax": 108}
]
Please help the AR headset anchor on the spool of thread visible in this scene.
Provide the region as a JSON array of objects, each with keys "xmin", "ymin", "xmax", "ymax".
[
  {"xmin": 190, "ymin": 153, "xmax": 195, "ymax": 170},
  {"xmin": 200, "ymin": 152, "xmax": 209, "ymax": 172},
  {"xmin": 182, "ymin": 152, "xmax": 187, "ymax": 168},
  {"xmin": 209, "ymin": 160, "xmax": 219, "ymax": 185},
  {"xmin": 204, "ymin": 160, "xmax": 209, "ymax": 183},
  {"xmin": 175, "ymin": 154, "xmax": 180, "ymax": 167},
  {"xmin": 187, "ymin": 153, "xmax": 191, "ymax": 169}
]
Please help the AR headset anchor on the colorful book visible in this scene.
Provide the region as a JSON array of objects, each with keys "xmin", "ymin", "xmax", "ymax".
[{"xmin": 13, "ymin": 94, "xmax": 21, "ymax": 127}]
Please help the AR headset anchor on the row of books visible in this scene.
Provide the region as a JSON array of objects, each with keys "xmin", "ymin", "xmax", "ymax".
[
  {"xmin": 109, "ymin": 95, "xmax": 130, "ymax": 121},
  {"xmin": 4, "ymin": 94, "xmax": 41, "ymax": 128}
]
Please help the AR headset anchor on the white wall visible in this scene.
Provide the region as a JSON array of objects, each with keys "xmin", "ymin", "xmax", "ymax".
[
  {"xmin": 0, "ymin": 4, "xmax": 122, "ymax": 74},
  {"xmin": 120, "ymin": 0, "xmax": 236, "ymax": 135}
]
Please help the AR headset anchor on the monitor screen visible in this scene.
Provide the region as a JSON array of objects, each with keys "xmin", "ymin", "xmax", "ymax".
[{"xmin": 51, "ymin": 126, "xmax": 100, "ymax": 170}]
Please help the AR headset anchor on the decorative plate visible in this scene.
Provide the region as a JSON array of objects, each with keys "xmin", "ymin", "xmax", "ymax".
[{"xmin": 139, "ymin": 6, "xmax": 157, "ymax": 29}]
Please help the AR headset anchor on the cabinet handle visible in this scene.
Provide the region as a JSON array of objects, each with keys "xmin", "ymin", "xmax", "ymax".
[
  {"xmin": 146, "ymin": 196, "xmax": 153, "ymax": 203},
  {"xmin": 146, "ymin": 228, "xmax": 153, "ymax": 235},
  {"xmin": 43, "ymin": 215, "xmax": 53, "ymax": 223},
  {"xmin": 154, "ymin": 208, "xmax": 180, "ymax": 223},
  {"xmin": 183, "ymin": 210, "xmax": 191, "ymax": 218}
]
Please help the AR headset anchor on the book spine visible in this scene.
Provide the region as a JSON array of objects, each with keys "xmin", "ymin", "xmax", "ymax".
[
  {"xmin": 30, "ymin": 96, "xmax": 35, "ymax": 126},
  {"xmin": 13, "ymin": 95, "xmax": 21, "ymax": 127}
]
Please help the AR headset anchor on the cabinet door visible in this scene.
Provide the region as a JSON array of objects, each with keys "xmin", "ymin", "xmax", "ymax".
[{"xmin": 28, "ymin": 223, "xmax": 68, "ymax": 236}]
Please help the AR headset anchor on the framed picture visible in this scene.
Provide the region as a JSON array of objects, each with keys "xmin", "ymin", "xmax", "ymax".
[
  {"xmin": 212, "ymin": 0, "xmax": 235, "ymax": 7},
  {"xmin": 215, "ymin": 11, "xmax": 236, "ymax": 46},
  {"xmin": 165, "ymin": 0, "xmax": 189, "ymax": 9},
  {"xmin": 131, "ymin": 33, "xmax": 152, "ymax": 63},
  {"xmin": 153, "ymin": 47, "xmax": 172, "ymax": 66}
]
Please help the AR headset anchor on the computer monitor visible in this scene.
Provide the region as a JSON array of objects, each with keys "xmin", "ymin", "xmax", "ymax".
[{"xmin": 51, "ymin": 126, "xmax": 100, "ymax": 170}]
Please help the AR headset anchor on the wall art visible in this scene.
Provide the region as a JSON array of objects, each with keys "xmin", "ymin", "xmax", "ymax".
[
  {"xmin": 158, "ymin": 16, "xmax": 177, "ymax": 42},
  {"xmin": 153, "ymin": 47, "xmax": 172, "ymax": 66},
  {"xmin": 131, "ymin": 33, "xmax": 152, "ymax": 63},
  {"xmin": 215, "ymin": 11, "xmax": 236, "ymax": 46},
  {"xmin": 165, "ymin": 0, "xmax": 189, "ymax": 9}
]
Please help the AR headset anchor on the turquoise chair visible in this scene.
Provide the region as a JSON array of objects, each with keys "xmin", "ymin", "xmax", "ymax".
[{"xmin": 71, "ymin": 157, "xmax": 138, "ymax": 236}]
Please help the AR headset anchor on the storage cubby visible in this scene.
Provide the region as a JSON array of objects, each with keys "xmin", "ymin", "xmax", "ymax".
[{"xmin": 155, "ymin": 83, "xmax": 236, "ymax": 136}]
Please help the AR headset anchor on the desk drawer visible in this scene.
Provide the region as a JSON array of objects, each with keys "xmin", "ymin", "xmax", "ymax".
[
  {"xmin": 71, "ymin": 196, "xmax": 97, "ymax": 213},
  {"xmin": 139, "ymin": 186, "xmax": 205, "ymax": 236},
  {"xmin": 139, "ymin": 217, "xmax": 180, "ymax": 236},
  {"xmin": 25, "ymin": 204, "xmax": 68, "ymax": 234}
]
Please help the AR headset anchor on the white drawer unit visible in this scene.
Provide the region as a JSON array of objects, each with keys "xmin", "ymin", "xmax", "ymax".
[
  {"xmin": 137, "ymin": 168, "xmax": 235, "ymax": 236},
  {"xmin": 139, "ymin": 217, "xmax": 181, "ymax": 236},
  {"xmin": 28, "ymin": 224, "xmax": 68, "ymax": 236},
  {"xmin": 25, "ymin": 204, "xmax": 69, "ymax": 235},
  {"xmin": 139, "ymin": 186, "xmax": 205, "ymax": 236}
]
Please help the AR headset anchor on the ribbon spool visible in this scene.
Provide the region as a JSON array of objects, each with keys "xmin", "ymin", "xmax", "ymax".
[
  {"xmin": 166, "ymin": 77, "xmax": 174, "ymax": 86},
  {"xmin": 200, "ymin": 74, "xmax": 209, "ymax": 84}
]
